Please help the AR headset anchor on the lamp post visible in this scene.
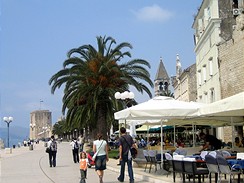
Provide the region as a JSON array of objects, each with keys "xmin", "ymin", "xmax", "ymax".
[
  {"xmin": 3, "ymin": 116, "xmax": 13, "ymax": 148},
  {"xmin": 42, "ymin": 126, "xmax": 48, "ymax": 139},
  {"xmin": 30, "ymin": 123, "xmax": 36, "ymax": 140},
  {"xmin": 114, "ymin": 91, "xmax": 135, "ymax": 129},
  {"xmin": 114, "ymin": 91, "xmax": 135, "ymax": 108}
]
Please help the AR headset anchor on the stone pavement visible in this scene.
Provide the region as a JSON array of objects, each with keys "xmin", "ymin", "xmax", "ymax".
[{"xmin": 0, "ymin": 141, "xmax": 180, "ymax": 183}]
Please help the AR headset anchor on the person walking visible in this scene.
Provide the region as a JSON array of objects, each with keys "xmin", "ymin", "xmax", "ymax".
[
  {"xmin": 70, "ymin": 138, "xmax": 80, "ymax": 163},
  {"xmin": 79, "ymin": 135, "xmax": 85, "ymax": 152},
  {"xmin": 79, "ymin": 151, "xmax": 88, "ymax": 183},
  {"xmin": 93, "ymin": 133, "xmax": 109, "ymax": 183},
  {"xmin": 47, "ymin": 135, "xmax": 57, "ymax": 167},
  {"xmin": 117, "ymin": 127, "xmax": 136, "ymax": 183}
]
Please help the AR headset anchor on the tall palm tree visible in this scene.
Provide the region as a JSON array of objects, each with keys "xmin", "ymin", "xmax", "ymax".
[{"xmin": 49, "ymin": 36, "xmax": 153, "ymax": 140}]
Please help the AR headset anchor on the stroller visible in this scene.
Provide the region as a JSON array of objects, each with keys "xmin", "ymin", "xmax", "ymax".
[{"xmin": 86, "ymin": 151, "xmax": 95, "ymax": 168}]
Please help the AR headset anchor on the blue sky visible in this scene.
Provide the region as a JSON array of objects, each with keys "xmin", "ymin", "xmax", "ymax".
[{"xmin": 0, "ymin": 0, "xmax": 202, "ymax": 128}]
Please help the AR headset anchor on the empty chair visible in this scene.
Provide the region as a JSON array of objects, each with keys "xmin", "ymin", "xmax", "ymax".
[
  {"xmin": 209, "ymin": 151, "xmax": 217, "ymax": 158},
  {"xmin": 148, "ymin": 150, "xmax": 162, "ymax": 173},
  {"xmin": 205, "ymin": 154, "xmax": 220, "ymax": 183},
  {"xmin": 165, "ymin": 153, "xmax": 173, "ymax": 176},
  {"xmin": 143, "ymin": 150, "xmax": 150, "ymax": 172},
  {"xmin": 175, "ymin": 148, "xmax": 187, "ymax": 156},
  {"xmin": 183, "ymin": 160, "xmax": 209, "ymax": 183},
  {"xmin": 172, "ymin": 159, "xmax": 185, "ymax": 182},
  {"xmin": 221, "ymin": 150, "xmax": 231, "ymax": 158},
  {"xmin": 216, "ymin": 154, "xmax": 243, "ymax": 183},
  {"xmin": 200, "ymin": 151, "xmax": 208, "ymax": 160}
]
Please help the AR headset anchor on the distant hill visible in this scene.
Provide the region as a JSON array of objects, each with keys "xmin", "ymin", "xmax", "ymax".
[{"xmin": 0, "ymin": 126, "xmax": 29, "ymax": 147}]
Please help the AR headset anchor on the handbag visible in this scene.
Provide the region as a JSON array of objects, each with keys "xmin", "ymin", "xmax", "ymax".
[
  {"xmin": 92, "ymin": 140, "xmax": 104, "ymax": 161},
  {"xmin": 121, "ymin": 136, "xmax": 137, "ymax": 159},
  {"xmin": 45, "ymin": 147, "xmax": 50, "ymax": 153}
]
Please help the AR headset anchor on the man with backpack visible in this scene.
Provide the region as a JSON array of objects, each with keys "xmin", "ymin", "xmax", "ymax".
[
  {"xmin": 117, "ymin": 127, "xmax": 136, "ymax": 183},
  {"xmin": 70, "ymin": 138, "xmax": 80, "ymax": 163},
  {"xmin": 47, "ymin": 135, "xmax": 57, "ymax": 167}
]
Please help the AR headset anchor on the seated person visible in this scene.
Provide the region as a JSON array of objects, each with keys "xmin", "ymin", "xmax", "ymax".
[{"xmin": 235, "ymin": 137, "xmax": 242, "ymax": 147}]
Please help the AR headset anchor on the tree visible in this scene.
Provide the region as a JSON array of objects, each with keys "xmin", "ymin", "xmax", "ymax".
[{"xmin": 49, "ymin": 36, "xmax": 153, "ymax": 140}]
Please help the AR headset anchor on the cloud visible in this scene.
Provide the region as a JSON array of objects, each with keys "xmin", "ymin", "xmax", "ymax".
[{"xmin": 132, "ymin": 4, "xmax": 173, "ymax": 23}]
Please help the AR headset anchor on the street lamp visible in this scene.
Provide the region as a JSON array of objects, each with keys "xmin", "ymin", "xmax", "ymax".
[
  {"xmin": 114, "ymin": 91, "xmax": 135, "ymax": 129},
  {"xmin": 114, "ymin": 91, "xmax": 135, "ymax": 108},
  {"xmin": 42, "ymin": 126, "xmax": 48, "ymax": 139},
  {"xmin": 3, "ymin": 116, "xmax": 13, "ymax": 148},
  {"xmin": 30, "ymin": 123, "xmax": 36, "ymax": 140}
]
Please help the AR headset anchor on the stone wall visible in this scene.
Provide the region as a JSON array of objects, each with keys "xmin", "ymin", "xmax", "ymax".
[
  {"xmin": 218, "ymin": 14, "xmax": 244, "ymax": 98},
  {"xmin": 218, "ymin": 14, "xmax": 244, "ymax": 143}
]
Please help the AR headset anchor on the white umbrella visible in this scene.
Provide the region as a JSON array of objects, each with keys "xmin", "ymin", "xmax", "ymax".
[{"xmin": 114, "ymin": 96, "xmax": 203, "ymax": 121}]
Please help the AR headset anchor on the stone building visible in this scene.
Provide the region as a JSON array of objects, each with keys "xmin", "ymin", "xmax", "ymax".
[
  {"xmin": 30, "ymin": 110, "xmax": 52, "ymax": 140},
  {"xmin": 218, "ymin": 14, "xmax": 244, "ymax": 98},
  {"xmin": 172, "ymin": 55, "xmax": 197, "ymax": 102},
  {"xmin": 192, "ymin": 0, "xmax": 244, "ymax": 141}
]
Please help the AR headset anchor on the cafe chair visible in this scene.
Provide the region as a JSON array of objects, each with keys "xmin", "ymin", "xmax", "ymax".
[
  {"xmin": 172, "ymin": 159, "xmax": 185, "ymax": 182},
  {"xmin": 148, "ymin": 150, "xmax": 162, "ymax": 173},
  {"xmin": 205, "ymin": 154, "xmax": 220, "ymax": 183},
  {"xmin": 175, "ymin": 148, "xmax": 187, "ymax": 156},
  {"xmin": 165, "ymin": 152, "xmax": 173, "ymax": 176},
  {"xmin": 216, "ymin": 154, "xmax": 243, "ymax": 183},
  {"xmin": 221, "ymin": 150, "xmax": 231, "ymax": 158},
  {"xmin": 143, "ymin": 150, "xmax": 150, "ymax": 172},
  {"xmin": 209, "ymin": 151, "xmax": 217, "ymax": 158},
  {"xmin": 183, "ymin": 160, "xmax": 209, "ymax": 183},
  {"xmin": 200, "ymin": 151, "xmax": 208, "ymax": 160}
]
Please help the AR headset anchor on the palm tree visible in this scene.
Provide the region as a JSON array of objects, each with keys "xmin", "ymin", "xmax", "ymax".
[{"xmin": 49, "ymin": 36, "xmax": 153, "ymax": 140}]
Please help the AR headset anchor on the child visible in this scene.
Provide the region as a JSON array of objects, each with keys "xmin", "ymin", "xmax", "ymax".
[{"xmin": 79, "ymin": 152, "xmax": 88, "ymax": 183}]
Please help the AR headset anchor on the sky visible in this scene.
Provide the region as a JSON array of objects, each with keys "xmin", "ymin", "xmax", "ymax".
[{"xmin": 0, "ymin": 0, "xmax": 202, "ymax": 128}]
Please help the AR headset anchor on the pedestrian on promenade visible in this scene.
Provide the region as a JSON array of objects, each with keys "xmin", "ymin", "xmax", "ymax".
[
  {"xmin": 93, "ymin": 133, "xmax": 109, "ymax": 183},
  {"xmin": 79, "ymin": 135, "xmax": 85, "ymax": 152},
  {"xmin": 79, "ymin": 151, "xmax": 88, "ymax": 183},
  {"xmin": 117, "ymin": 127, "xmax": 136, "ymax": 183},
  {"xmin": 70, "ymin": 138, "xmax": 80, "ymax": 163},
  {"xmin": 47, "ymin": 135, "xmax": 57, "ymax": 167}
]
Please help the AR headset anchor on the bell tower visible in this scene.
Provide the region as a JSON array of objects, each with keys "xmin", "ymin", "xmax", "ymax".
[{"xmin": 154, "ymin": 57, "xmax": 170, "ymax": 96}]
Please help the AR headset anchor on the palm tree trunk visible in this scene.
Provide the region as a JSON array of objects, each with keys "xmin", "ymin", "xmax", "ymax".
[{"xmin": 97, "ymin": 104, "xmax": 108, "ymax": 141}]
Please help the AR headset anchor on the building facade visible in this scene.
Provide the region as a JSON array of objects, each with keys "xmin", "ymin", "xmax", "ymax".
[
  {"xmin": 30, "ymin": 110, "xmax": 52, "ymax": 140},
  {"xmin": 193, "ymin": 0, "xmax": 244, "ymax": 141},
  {"xmin": 172, "ymin": 55, "xmax": 197, "ymax": 102}
]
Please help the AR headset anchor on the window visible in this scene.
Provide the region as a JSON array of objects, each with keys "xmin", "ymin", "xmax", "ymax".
[
  {"xmin": 203, "ymin": 65, "xmax": 206, "ymax": 82},
  {"xmin": 204, "ymin": 91, "xmax": 208, "ymax": 103},
  {"xmin": 209, "ymin": 57, "xmax": 213, "ymax": 76},
  {"xmin": 198, "ymin": 70, "xmax": 202, "ymax": 86},
  {"xmin": 210, "ymin": 88, "xmax": 215, "ymax": 103}
]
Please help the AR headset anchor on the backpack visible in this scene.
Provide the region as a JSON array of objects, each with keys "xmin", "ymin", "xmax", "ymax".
[
  {"xmin": 129, "ymin": 147, "xmax": 138, "ymax": 159},
  {"xmin": 50, "ymin": 141, "xmax": 57, "ymax": 151},
  {"xmin": 74, "ymin": 141, "xmax": 79, "ymax": 150}
]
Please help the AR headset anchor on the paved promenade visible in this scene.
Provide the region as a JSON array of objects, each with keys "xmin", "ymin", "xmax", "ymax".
[{"xmin": 0, "ymin": 142, "xmax": 177, "ymax": 183}]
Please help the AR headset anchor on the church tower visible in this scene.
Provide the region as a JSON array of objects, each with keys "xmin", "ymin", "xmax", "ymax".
[
  {"xmin": 176, "ymin": 54, "xmax": 182, "ymax": 78},
  {"xmin": 154, "ymin": 57, "xmax": 170, "ymax": 96}
]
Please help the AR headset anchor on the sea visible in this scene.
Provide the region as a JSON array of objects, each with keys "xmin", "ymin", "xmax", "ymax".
[{"xmin": 0, "ymin": 126, "xmax": 29, "ymax": 148}]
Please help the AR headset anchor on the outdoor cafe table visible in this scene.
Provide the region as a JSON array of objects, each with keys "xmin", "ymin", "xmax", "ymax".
[{"xmin": 227, "ymin": 159, "xmax": 244, "ymax": 169}]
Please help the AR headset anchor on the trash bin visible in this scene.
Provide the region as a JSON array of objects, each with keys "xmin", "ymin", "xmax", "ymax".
[
  {"xmin": 29, "ymin": 144, "xmax": 33, "ymax": 150},
  {"xmin": 13, "ymin": 145, "xmax": 16, "ymax": 149}
]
